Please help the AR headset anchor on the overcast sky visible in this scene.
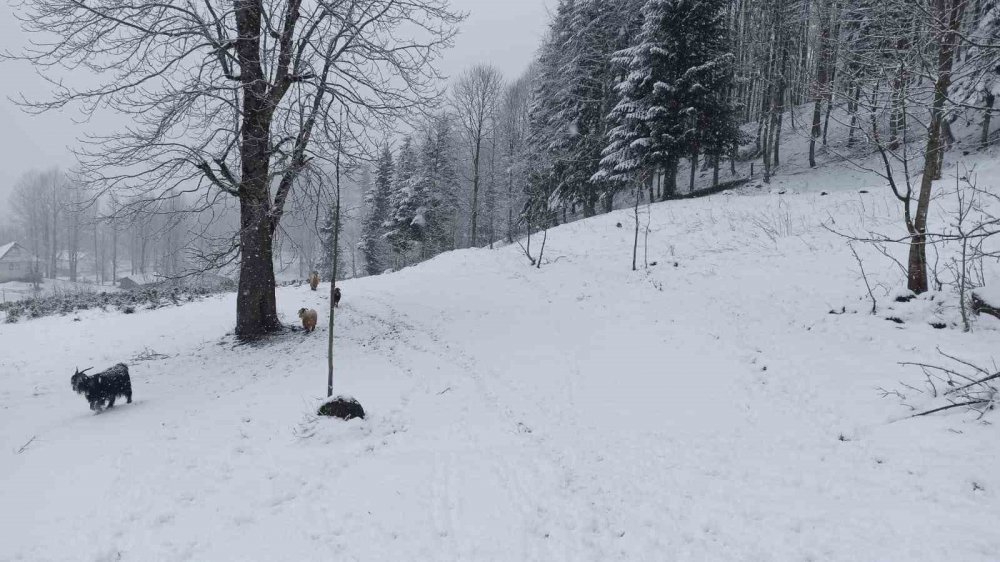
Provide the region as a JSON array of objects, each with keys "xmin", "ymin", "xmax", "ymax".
[{"xmin": 0, "ymin": 0, "xmax": 551, "ymax": 220}]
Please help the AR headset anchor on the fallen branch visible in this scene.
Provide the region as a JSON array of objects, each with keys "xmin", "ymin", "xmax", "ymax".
[
  {"xmin": 15, "ymin": 436, "xmax": 36, "ymax": 454},
  {"xmin": 944, "ymin": 372, "xmax": 1000, "ymax": 396},
  {"xmin": 898, "ymin": 361, "xmax": 978, "ymax": 385},
  {"xmin": 911, "ymin": 400, "xmax": 991, "ymax": 418}
]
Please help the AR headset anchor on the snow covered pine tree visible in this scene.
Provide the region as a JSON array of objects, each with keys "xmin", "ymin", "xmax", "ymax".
[{"xmin": 358, "ymin": 145, "xmax": 394, "ymax": 276}]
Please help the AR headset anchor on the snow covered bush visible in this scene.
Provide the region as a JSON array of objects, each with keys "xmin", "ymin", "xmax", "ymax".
[
  {"xmin": 4, "ymin": 307, "xmax": 21, "ymax": 323},
  {"xmin": 0, "ymin": 285, "xmax": 227, "ymax": 323}
]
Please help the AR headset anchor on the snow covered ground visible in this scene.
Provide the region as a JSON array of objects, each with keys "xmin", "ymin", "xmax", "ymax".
[
  {"xmin": 0, "ymin": 278, "xmax": 121, "ymax": 304},
  {"xmin": 2, "ymin": 142, "xmax": 999, "ymax": 560}
]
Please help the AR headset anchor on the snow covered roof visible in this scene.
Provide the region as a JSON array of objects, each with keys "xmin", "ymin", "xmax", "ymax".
[{"xmin": 0, "ymin": 242, "xmax": 31, "ymax": 261}]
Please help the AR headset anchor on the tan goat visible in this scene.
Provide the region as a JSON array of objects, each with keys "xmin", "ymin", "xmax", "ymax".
[{"xmin": 298, "ymin": 308, "xmax": 318, "ymax": 333}]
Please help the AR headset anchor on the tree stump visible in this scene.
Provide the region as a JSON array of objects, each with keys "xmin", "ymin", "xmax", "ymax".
[{"xmin": 318, "ymin": 396, "xmax": 365, "ymax": 420}]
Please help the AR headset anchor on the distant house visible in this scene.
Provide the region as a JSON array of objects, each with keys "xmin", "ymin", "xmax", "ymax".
[
  {"xmin": 0, "ymin": 242, "xmax": 38, "ymax": 283},
  {"xmin": 55, "ymin": 250, "xmax": 91, "ymax": 277},
  {"xmin": 118, "ymin": 273, "xmax": 164, "ymax": 290}
]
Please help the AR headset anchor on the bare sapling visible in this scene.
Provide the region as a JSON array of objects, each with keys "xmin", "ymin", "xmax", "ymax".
[
  {"xmin": 632, "ymin": 182, "xmax": 641, "ymax": 271},
  {"xmin": 644, "ymin": 194, "xmax": 652, "ymax": 269},
  {"xmin": 327, "ymin": 149, "xmax": 342, "ymax": 398}
]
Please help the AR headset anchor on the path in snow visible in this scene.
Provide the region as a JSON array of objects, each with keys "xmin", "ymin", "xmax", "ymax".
[{"xmin": 2, "ymin": 183, "xmax": 999, "ymax": 561}]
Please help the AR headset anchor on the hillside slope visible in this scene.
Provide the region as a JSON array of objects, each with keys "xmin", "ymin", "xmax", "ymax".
[{"xmin": 2, "ymin": 147, "xmax": 999, "ymax": 561}]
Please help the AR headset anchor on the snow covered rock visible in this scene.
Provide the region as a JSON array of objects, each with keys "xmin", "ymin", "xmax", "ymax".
[{"xmin": 317, "ymin": 395, "xmax": 365, "ymax": 420}]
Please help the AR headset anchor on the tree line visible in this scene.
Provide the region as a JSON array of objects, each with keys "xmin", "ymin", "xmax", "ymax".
[
  {"xmin": 356, "ymin": 0, "xmax": 999, "ymax": 297},
  {"xmin": 7, "ymin": 0, "xmax": 999, "ymax": 336},
  {"xmin": 4, "ymin": 169, "xmax": 208, "ymax": 285},
  {"xmin": 356, "ymin": 66, "xmax": 534, "ymax": 273}
]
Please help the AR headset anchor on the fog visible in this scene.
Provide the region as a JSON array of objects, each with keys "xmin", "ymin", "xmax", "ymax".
[{"xmin": 0, "ymin": 0, "xmax": 550, "ymax": 222}]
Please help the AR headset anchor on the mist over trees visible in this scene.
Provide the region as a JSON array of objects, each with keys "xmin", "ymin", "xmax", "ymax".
[
  {"xmin": 4, "ymin": 168, "xmax": 217, "ymax": 285},
  {"xmin": 4, "ymin": 0, "xmax": 999, "ymax": 327},
  {"xmin": 7, "ymin": 0, "xmax": 462, "ymax": 337}
]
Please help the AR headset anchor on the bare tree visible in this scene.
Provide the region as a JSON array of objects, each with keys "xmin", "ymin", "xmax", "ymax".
[
  {"xmin": 809, "ymin": 0, "xmax": 836, "ymax": 168},
  {"xmin": 326, "ymin": 115, "xmax": 349, "ymax": 398},
  {"xmin": 452, "ymin": 64, "xmax": 503, "ymax": 248},
  {"xmin": 64, "ymin": 181, "xmax": 89, "ymax": 282},
  {"xmin": 9, "ymin": 169, "xmax": 68, "ymax": 280},
  {"xmin": 498, "ymin": 69, "xmax": 534, "ymax": 244},
  {"xmin": 10, "ymin": 0, "xmax": 460, "ymax": 337},
  {"xmin": 908, "ymin": 0, "xmax": 968, "ymax": 294},
  {"xmin": 9, "ymin": 173, "xmax": 47, "ymax": 279}
]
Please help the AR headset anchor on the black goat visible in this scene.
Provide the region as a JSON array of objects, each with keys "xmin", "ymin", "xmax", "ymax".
[
  {"xmin": 71, "ymin": 363, "xmax": 133, "ymax": 412},
  {"xmin": 334, "ymin": 287, "xmax": 342, "ymax": 307}
]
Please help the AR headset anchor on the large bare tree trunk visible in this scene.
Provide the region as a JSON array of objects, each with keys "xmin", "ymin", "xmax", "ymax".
[
  {"xmin": 237, "ymin": 199, "xmax": 281, "ymax": 335},
  {"xmin": 235, "ymin": 0, "xmax": 281, "ymax": 337}
]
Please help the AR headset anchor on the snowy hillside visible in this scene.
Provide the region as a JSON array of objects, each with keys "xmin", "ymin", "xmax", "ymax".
[{"xmin": 2, "ymin": 148, "xmax": 1000, "ymax": 561}]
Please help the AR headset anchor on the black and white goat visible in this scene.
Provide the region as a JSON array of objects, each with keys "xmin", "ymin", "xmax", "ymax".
[{"xmin": 71, "ymin": 363, "xmax": 133, "ymax": 412}]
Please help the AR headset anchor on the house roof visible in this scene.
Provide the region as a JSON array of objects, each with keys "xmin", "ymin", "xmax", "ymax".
[{"xmin": 0, "ymin": 242, "xmax": 27, "ymax": 261}]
